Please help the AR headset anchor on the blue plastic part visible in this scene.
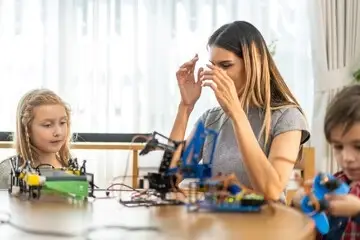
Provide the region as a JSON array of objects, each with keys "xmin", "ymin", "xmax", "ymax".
[
  {"xmin": 195, "ymin": 201, "xmax": 262, "ymax": 212},
  {"xmin": 167, "ymin": 120, "xmax": 219, "ymax": 181},
  {"xmin": 228, "ymin": 184, "xmax": 241, "ymax": 195},
  {"xmin": 312, "ymin": 173, "xmax": 350, "ymax": 200},
  {"xmin": 313, "ymin": 210, "xmax": 329, "ymax": 234},
  {"xmin": 300, "ymin": 173, "xmax": 350, "ymax": 235},
  {"xmin": 187, "ymin": 200, "xmax": 262, "ymax": 213}
]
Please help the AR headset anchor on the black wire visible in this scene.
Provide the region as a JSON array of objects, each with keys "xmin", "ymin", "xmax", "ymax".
[
  {"xmin": 115, "ymin": 182, "xmax": 185, "ymax": 208},
  {"xmin": 0, "ymin": 210, "xmax": 160, "ymax": 239},
  {"xmin": 104, "ymin": 135, "xmax": 150, "ymax": 200},
  {"xmin": 98, "ymin": 181, "xmax": 173, "ymax": 208},
  {"xmin": 121, "ymin": 135, "xmax": 151, "ymax": 184},
  {"xmin": 106, "ymin": 183, "xmax": 138, "ymax": 192},
  {"xmin": 91, "ymin": 183, "xmax": 166, "ymax": 207},
  {"xmin": 119, "ymin": 197, "xmax": 184, "ymax": 208},
  {"xmin": 35, "ymin": 163, "xmax": 55, "ymax": 171}
]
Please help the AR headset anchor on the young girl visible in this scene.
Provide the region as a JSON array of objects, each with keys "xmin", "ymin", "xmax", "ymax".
[
  {"xmin": 0, "ymin": 89, "xmax": 72, "ymax": 189},
  {"xmin": 170, "ymin": 21, "xmax": 310, "ymax": 201},
  {"xmin": 293, "ymin": 85, "xmax": 360, "ymax": 239}
]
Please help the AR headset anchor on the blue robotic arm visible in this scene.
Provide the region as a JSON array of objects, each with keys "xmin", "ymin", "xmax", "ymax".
[
  {"xmin": 167, "ymin": 121, "xmax": 218, "ymax": 180},
  {"xmin": 139, "ymin": 121, "xmax": 267, "ymax": 212},
  {"xmin": 139, "ymin": 120, "xmax": 218, "ymax": 198}
]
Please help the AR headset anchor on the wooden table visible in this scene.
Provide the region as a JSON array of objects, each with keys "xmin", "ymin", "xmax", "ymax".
[{"xmin": 0, "ymin": 191, "xmax": 316, "ymax": 240}]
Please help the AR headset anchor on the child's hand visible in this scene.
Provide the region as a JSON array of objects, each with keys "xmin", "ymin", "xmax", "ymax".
[{"xmin": 325, "ymin": 194, "xmax": 360, "ymax": 217}]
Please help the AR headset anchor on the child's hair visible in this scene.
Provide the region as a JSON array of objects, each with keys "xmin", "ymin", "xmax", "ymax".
[
  {"xmin": 324, "ymin": 84, "xmax": 360, "ymax": 142},
  {"xmin": 15, "ymin": 89, "xmax": 72, "ymax": 166}
]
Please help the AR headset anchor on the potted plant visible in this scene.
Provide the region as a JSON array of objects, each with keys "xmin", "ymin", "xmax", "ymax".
[
  {"xmin": 354, "ymin": 68, "xmax": 360, "ymax": 83},
  {"xmin": 268, "ymin": 39, "xmax": 277, "ymax": 56}
]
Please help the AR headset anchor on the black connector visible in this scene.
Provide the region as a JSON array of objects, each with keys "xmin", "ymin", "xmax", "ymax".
[{"xmin": 138, "ymin": 179, "xmax": 144, "ymax": 189}]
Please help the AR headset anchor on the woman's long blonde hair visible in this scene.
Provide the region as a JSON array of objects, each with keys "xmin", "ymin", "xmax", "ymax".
[
  {"xmin": 14, "ymin": 89, "xmax": 72, "ymax": 166},
  {"xmin": 208, "ymin": 21, "xmax": 304, "ymax": 145}
]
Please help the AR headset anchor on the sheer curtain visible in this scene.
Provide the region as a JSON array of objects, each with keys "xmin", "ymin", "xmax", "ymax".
[
  {"xmin": 309, "ymin": 0, "xmax": 360, "ymax": 173},
  {"xmin": 0, "ymin": 0, "xmax": 313, "ymax": 187}
]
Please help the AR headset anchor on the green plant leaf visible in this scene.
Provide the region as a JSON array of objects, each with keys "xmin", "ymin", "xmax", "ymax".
[{"xmin": 268, "ymin": 39, "xmax": 278, "ymax": 56}]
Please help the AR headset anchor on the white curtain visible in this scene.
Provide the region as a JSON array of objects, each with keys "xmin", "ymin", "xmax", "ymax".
[
  {"xmin": 0, "ymin": 0, "xmax": 313, "ymax": 187},
  {"xmin": 309, "ymin": 0, "xmax": 360, "ymax": 173}
]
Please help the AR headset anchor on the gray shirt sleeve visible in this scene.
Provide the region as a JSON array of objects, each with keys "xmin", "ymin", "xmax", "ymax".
[
  {"xmin": 0, "ymin": 159, "xmax": 11, "ymax": 189},
  {"xmin": 195, "ymin": 109, "xmax": 210, "ymax": 125},
  {"xmin": 272, "ymin": 107, "xmax": 310, "ymax": 145}
]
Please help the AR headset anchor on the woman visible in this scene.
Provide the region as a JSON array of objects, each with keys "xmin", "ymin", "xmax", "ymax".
[{"xmin": 170, "ymin": 21, "xmax": 310, "ymax": 201}]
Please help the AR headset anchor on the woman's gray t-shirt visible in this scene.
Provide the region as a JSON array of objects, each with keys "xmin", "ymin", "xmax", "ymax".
[{"xmin": 197, "ymin": 106, "xmax": 310, "ymax": 193}]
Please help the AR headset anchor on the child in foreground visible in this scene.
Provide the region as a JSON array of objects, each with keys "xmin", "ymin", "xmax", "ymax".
[
  {"xmin": 292, "ymin": 85, "xmax": 360, "ymax": 239},
  {"xmin": 0, "ymin": 89, "xmax": 72, "ymax": 189}
]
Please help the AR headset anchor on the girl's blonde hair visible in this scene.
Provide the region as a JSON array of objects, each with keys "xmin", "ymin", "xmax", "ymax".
[{"xmin": 15, "ymin": 89, "xmax": 72, "ymax": 166}]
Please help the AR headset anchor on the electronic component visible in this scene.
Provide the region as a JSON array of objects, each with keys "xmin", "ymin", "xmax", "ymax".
[{"xmin": 8, "ymin": 156, "xmax": 95, "ymax": 200}]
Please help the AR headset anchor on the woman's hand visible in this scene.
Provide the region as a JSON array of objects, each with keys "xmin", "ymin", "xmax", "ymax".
[
  {"xmin": 199, "ymin": 63, "xmax": 241, "ymax": 117},
  {"xmin": 325, "ymin": 193, "xmax": 360, "ymax": 217},
  {"xmin": 176, "ymin": 54, "xmax": 204, "ymax": 107}
]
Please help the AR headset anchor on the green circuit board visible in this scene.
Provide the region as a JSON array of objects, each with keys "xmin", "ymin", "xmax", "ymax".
[{"xmin": 39, "ymin": 169, "xmax": 89, "ymax": 199}]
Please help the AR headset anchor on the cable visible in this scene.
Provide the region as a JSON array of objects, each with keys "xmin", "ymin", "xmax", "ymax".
[
  {"xmin": 93, "ymin": 180, "xmax": 185, "ymax": 208},
  {"xmin": 107, "ymin": 135, "xmax": 151, "ymax": 195},
  {"xmin": 105, "ymin": 183, "xmax": 140, "ymax": 196},
  {"xmin": 89, "ymin": 182, "xmax": 167, "ymax": 207},
  {"xmin": 0, "ymin": 210, "xmax": 160, "ymax": 239},
  {"xmin": 121, "ymin": 135, "xmax": 151, "ymax": 183}
]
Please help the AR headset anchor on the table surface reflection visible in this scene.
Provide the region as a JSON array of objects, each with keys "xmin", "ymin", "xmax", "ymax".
[{"xmin": 0, "ymin": 191, "xmax": 315, "ymax": 240}]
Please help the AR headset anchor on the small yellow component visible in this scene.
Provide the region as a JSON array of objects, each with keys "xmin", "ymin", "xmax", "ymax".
[
  {"xmin": 25, "ymin": 174, "xmax": 43, "ymax": 186},
  {"xmin": 235, "ymin": 190, "xmax": 247, "ymax": 200},
  {"xmin": 65, "ymin": 170, "xmax": 80, "ymax": 175},
  {"xmin": 18, "ymin": 172, "xmax": 25, "ymax": 179}
]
